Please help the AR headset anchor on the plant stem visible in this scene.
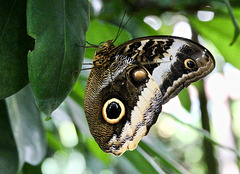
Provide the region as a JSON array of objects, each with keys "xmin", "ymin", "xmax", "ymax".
[{"xmin": 198, "ymin": 80, "xmax": 219, "ymax": 174}]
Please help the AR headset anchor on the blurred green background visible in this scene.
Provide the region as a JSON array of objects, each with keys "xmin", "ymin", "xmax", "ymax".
[{"xmin": 1, "ymin": 0, "xmax": 240, "ymax": 174}]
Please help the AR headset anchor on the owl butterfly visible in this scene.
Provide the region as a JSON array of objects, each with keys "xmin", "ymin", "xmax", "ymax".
[{"xmin": 84, "ymin": 36, "xmax": 215, "ymax": 156}]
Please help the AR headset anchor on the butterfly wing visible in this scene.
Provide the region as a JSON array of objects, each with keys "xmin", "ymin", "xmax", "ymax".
[
  {"xmin": 84, "ymin": 36, "xmax": 215, "ymax": 156},
  {"xmin": 84, "ymin": 55, "xmax": 162, "ymax": 156},
  {"xmin": 113, "ymin": 36, "xmax": 215, "ymax": 104}
]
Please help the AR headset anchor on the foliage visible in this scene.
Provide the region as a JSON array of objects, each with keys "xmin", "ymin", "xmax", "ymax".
[{"xmin": 0, "ymin": 0, "xmax": 240, "ymax": 173}]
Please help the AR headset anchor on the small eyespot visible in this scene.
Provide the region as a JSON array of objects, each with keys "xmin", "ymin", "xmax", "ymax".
[
  {"xmin": 184, "ymin": 59, "xmax": 196, "ymax": 70},
  {"xmin": 102, "ymin": 98, "xmax": 125, "ymax": 124},
  {"xmin": 131, "ymin": 68, "xmax": 148, "ymax": 82}
]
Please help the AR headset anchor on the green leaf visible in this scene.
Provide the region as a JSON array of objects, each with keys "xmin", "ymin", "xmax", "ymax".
[
  {"xmin": 0, "ymin": 100, "xmax": 18, "ymax": 174},
  {"xmin": 27, "ymin": 0, "xmax": 89, "ymax": 115},
  {"xmin": 6, "ymin": 85, "xmax": 46, "ymax": 169},
  {"xmin": 124, "ymin": 148, "xmax": 164, "ymax": 174},
  {"xmin": 46, "ymin": 131, "xmax": 65, "ymax": 152},
  {"xmin": 64, "ymin": 97, "xmax": 90, "ymax": 135},
  {"xmin": 178, "ymin": 88, "xmax": 191, "ymax": 111},
  {"xmin": 69, "ymin": 69, "xmax": 89, "ymax": 108},
  {"xmin": 86, "ymin": 138, "xmax": 111, "ymax": 164},
  {"xmin": 189, "ymin": 9, "xmax": 240, "ymax": 69},
  {"xmin": 85, "ymin": 19, "xmax": 132, "ymax": 59},
  {"xmin": 126, "ymin": 16, "xmax": 173, "ymax": 38},
  {"xmin": 0, "ymin": 0, "xmax": 33, "ymax": 99},
  {"xmin": 139, "ymin": 141, "xmax": 190, "ymax": 174}
]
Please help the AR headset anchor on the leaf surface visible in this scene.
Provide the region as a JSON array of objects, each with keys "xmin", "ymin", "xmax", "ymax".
[
  {"xmin": 6, "ymin": 85, "xmax": 46, "ymax": 169},
  {"xmin": 0, "ymin": 100, "xmax": 18, "ymax": 174},
  {"xmin": 27, "ymin": 0, "xmax": 89, "ymax": 115},
  {"xmin": 0, "ymin": 0, "xmax": 33, "ymax": 99}
]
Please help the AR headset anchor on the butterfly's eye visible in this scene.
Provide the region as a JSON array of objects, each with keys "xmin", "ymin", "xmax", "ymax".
[
  {"xmin": 184, "ymin": 59, "xmax": 197, "ymax": 70},
  {"xmin": 131, "ymin": 68, "xmax": 148, "ymax": 83},
  {"xmin": 102, "ymin": 98, "xmax": 125, "ymax": 124}
]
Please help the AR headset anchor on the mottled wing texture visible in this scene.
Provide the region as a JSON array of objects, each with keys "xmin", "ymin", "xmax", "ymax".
[
  {"xmin": 84, "ymin": 55, "xmax": 162, "ymax": 156},
  {"xmin": 84, "ymin": 36, "xmax": 215, "ymax": 156}
]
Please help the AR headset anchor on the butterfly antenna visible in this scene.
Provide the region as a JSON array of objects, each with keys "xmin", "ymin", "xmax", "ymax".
[
  {"xmin": 86, "ymin": 41, "xmax": 99, "ymax": 48},
  {"xmin": 75, "ymin": 41, "xmax": 99, "ymax": 48},
  {"xmin": 72, "ymin": 66, "xmax": 96, "ymax": 74},
  {"xmin": 112, "ymin": 11, "xmax": 126, "ymax": 43},
  {"xmin": 112, "ymin": 11, "xmax": 132, "ymax": 44},
  {"xmin": 82, "ymin": 62, "xmax": 93, "ymax": 65}
]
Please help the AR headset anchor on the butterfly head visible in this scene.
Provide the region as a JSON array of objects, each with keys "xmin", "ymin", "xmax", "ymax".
[
  {"xmin": 93, "ymin": 40, "xmax": 116, "ymax": 67},
  {"xmin": 94, "ymin": 40, "xmax": 115, "ymax": 55}
]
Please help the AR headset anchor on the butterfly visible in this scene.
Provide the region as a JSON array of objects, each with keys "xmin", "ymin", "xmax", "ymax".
[{"xmin": 84, "ymin": 36, "xmax": 215, "ymax": 156}]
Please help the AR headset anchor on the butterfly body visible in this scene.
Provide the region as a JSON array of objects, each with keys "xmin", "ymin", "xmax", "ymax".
[{"xmin": 84, "ymin": 36, "xmax": 215, "ymax": 156}]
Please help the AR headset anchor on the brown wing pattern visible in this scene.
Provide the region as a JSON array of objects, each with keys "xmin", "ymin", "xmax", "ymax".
[{"xmin": 84, "ymin": 36, "xmax": 215, "ymax": 156}]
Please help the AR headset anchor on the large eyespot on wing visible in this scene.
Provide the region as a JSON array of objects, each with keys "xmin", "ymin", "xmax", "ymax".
[
  {"xmin": 85, "ymin": 36, "xmax": 214, "ymax": 156},
  {"xmin": 84, "ymin": 55, "xmax": 163, "ymax": 156},
  {"xmin": 102, "ymin": 98, "xmax": 125, "ymax": 124},
  {"xmin": 102, "ymin": 63, "xmax": 163, "ymax": 156}
]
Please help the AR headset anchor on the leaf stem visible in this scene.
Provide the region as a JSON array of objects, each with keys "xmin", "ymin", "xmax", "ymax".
[{"xmin": 224, "ymin": 0, "xmax": 240, "ymax": 45}]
